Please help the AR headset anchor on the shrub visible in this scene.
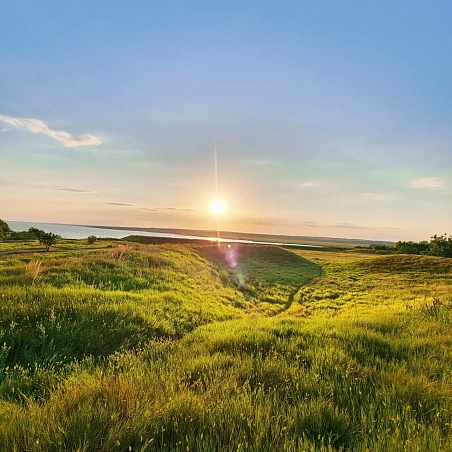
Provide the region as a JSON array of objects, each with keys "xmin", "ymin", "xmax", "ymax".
[
  {"xmin": 8, "ymin": 230, "xmax": 37, "ymax": 240},
  {"xmin": 0, "ymin": 219, "xmax": 11, "ymax": 241},
  {"xmin": 394, "ymin": 240, "xmax": 429, "ymax": 255},
  {"xmin": 429, "ymin": 234, "xmax": 452, "ymax": 258}
]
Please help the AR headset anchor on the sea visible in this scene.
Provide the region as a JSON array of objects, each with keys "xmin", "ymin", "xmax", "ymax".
[
  {"xmin": 7, "ymin": 221, "xmax": 319, "ymax": 248},
  {"xmin": 8, "ymin": 221, "xmax": 217, "ymax": 241}
]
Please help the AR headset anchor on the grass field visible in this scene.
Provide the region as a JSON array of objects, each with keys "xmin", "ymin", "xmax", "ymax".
[{"xmin": 0, "ymin": 239, "xmax": 451, "ymax": 451}]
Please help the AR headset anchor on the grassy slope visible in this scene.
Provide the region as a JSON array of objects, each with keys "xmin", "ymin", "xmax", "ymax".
[
  {"xmin": 0, "ymin": 243, "xmax": 451, "ymax": 451},
  {"xmin": 0, "ymin": 237, "xmax": 120, "ymax": 254}
]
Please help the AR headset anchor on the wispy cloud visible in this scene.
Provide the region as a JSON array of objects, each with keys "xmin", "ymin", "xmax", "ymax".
[
  {"xmin": 329, "ymin": 222, "xmax": 398, "ymax": 230},
  {"xmin": 409, "ymin": 177, "xmax": 444, "ymax": 188},
  {"xmin": 296, "ymin": 182, "xmax": 326, "ymax": 188},
  {"xmin": 301, "ymin": 221, "xmax": 322, "ymax": 228},
  {"xmin": 141, "ymin": 207, "xmax": 197, "ymax": 213},
  {"xmin": 107, "ymin": 202, "xmax": 134, "ymax": 206},
  {"xmin": 0, "ymin": 115, "xmax": 102, "ymax": 147},
  {"xmin": 1, "ymin": 127, "xmax": 11, "ymax": 132},
  {"xmin": 329, "ymin": 222, "xmax": 371, "ymax": 230},
  {"xmin": 52, "ymin": 188, "xmax": 96, "ymax": 193}
]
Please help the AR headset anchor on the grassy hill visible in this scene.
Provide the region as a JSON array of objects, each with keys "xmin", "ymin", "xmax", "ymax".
[{"xmin": 0, "ymin": 241, "xmax": 451, "ymax": 451}]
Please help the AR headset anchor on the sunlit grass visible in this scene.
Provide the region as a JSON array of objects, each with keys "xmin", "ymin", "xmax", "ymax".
[
  {"xmin": 0, "ymin": 242, "xmax": 451, "ymax": 450},
  {"xmin": 0, "ymin": 237, "xmax": 120, "ymax": 253}
]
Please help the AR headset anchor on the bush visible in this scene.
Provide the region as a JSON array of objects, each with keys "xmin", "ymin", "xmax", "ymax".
[
  {"xmin": 394, "ymin": 240, "xmax": 429, "ymax": 255},
  {"xmin": 8, "ymin": 230, "xmax": 37, "ymax": 241},
  {"xmin": 87, "ymin": 235, "xmax": 97, "ymax": 244},
  {"xmin": 429, "ymin": 234, "xmax": 452, "ymax": 258},
  {"xmin": 0, "ymin": 219, "xmax": 11, "ymax": 241}
]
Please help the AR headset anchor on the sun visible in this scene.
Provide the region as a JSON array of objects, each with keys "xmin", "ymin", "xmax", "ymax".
[{"xmin": 209, "ymin": 198, "xmax": 226, "ymax": 214}]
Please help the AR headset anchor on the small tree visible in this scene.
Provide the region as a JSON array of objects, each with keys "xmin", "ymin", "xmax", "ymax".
[
  {"xmin": 29, "ymin": 227, "xmax": 60, "ymax": 251},
  {"xmin": 40, "ymin": 232, "xmax": 59, "ymax": 251},
  {"xmin": 0, "ymin": 219, "xmax": 12, "ymax": 241},
  {"xmin": 87, "ymin": 235, "xmax": 97, "ymax": 244}
]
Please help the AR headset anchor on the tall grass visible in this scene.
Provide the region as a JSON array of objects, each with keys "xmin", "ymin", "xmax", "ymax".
[
  {"xmin": 0, "ymin": 244, "xmax": 451, "ymax": 450},
  {"xmin": 24, "ymin": 259, "xmax": 42, "ymax": 285}
]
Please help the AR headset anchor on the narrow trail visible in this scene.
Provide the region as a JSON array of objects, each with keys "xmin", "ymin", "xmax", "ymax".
[
  {"xmin": 272, "ymin": 271, "xmax": 323, "ymax": 317},
  {"xmin": 281, "ymin": 249, "xmax": 324, "ymax": 315}
]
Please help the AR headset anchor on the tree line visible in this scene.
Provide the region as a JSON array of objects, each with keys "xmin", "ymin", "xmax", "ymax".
[
  {"xmin": 2, "ymin": 219, "xmax": 451, "ymax": 257},
  {"xmin": 371, "ymin": 234, "xmax": 452, "ymax": 258},
  {"xmin": 1, "ymin": 220, "xmax": 60, "ymax": 251},
  {"xmin": 1, "ymin": 220, "xmax": 100, "ymax": 251}
]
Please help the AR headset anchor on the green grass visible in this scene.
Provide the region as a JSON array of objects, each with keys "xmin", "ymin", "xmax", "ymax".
[
  {"xmin": 0, "ymin": 237, "xmax": 120, "ymax": 254},
  {"xmin": 196, "ymin": 244, "xmax": 321, "ymax": 314},
  {"xmin": 0, "ymin": 242, "xmax": 451, "ymax": 451}
]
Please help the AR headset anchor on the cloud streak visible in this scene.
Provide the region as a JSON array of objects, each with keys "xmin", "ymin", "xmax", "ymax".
[
  {"xmin": 301, "ymin": 221, "xmax": 322, "ymax": 228},
  {"xmin": 296, "ymin": 181, "xmax": 328, "ymax": 188},
  {"xmin": 328, "ymin": 222, "xmax": 398, "ymax": 230},
  {"xmin": 329, "ymin": 222, "xmax": 371, "ymax": 230},
  {"xmin": 107, "ymin": 202, "xmax": 134, "ymax": 206},
  {"xmin": 141, "ymin": 207, "xmax": 197, "ymax": 213},
  {"xmin": 409, "ymin": 178, "xmax": 444, "ymax": 188},
  {"xmin": 52, "ymin": 188, "xmax": 96, "ymax": 193},
  {"xmin": 0, "ymin": 115, "xmax": 102, "ymax": 147}
]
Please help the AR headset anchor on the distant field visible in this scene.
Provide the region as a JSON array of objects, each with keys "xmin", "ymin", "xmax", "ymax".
[{"xmin": 0, "ymin": 240, "xmax": 451, "ymax": 451}]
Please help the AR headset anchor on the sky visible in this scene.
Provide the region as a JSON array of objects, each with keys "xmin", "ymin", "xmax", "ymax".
[{"xmin": 1, "ymin": 0, "xmax": 452, "ymax": 241}]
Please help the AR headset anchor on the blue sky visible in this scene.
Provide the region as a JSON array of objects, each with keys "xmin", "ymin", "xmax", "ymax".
[{"xmin": 1, "ymin": 0, "xmax": 451, "ymax": 240}]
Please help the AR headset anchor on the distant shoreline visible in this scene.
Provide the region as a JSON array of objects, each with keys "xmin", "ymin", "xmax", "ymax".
[
  {"xmin": 7, "ymin": 220, "xmax": 394, "ymax": 247},
  {"xmin": 81, "ymin": 224, "xmax": 393, "ymax": 247}
]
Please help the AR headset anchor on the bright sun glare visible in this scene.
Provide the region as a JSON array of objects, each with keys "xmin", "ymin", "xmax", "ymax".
[{"xmin": 209, "ymin": 198, "xmax": 226, "ymax": 214}]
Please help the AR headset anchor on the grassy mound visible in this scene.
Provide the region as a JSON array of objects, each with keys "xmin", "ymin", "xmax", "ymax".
[{"xmin": 363, "ymin": 254, "xmax": 452, "ymax": 274}]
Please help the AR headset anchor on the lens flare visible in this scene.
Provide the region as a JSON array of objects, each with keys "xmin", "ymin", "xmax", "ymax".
[{"xmin": 225, "ymin": 249, "xmax": 238, "ymax": 268}]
